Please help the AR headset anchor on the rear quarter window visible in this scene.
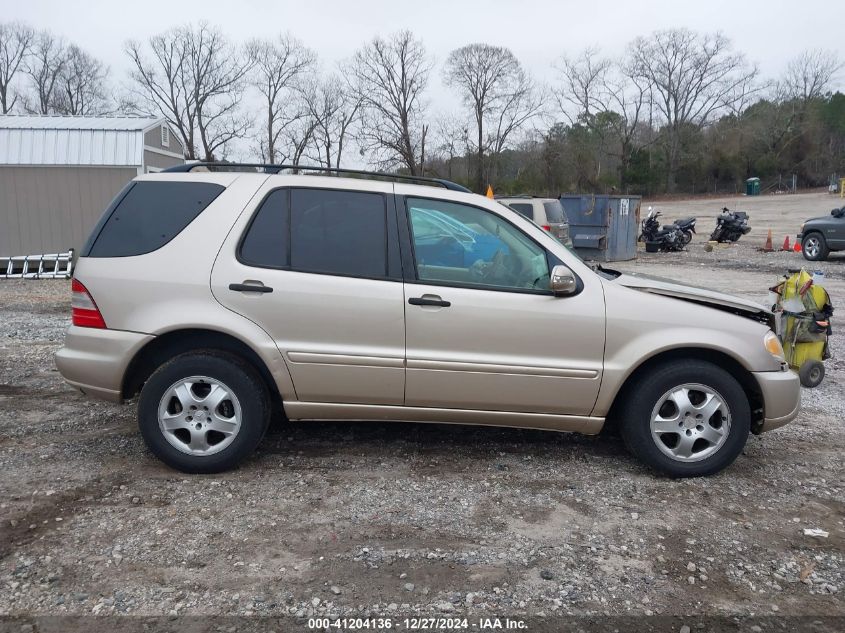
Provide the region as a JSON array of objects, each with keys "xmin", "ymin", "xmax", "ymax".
[
  {"xmin": 83, "ymin": 181, "xmax": 225, "ymax": 257},
  {"xmin": 543, "ymin": 201, "xmax": 566, "ymax": 223}
]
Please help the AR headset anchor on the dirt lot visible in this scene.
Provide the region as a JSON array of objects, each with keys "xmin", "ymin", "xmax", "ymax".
[{"xmin": 0, "ymin": 192, "xmax": 843, "ymax": 629}]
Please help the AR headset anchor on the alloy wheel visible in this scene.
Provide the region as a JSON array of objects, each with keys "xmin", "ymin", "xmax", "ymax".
[
  {"xmin": 649, "ymin": 383, "xmax": 731, "ymax": 462},
  {"xmin": 157, "ymin": 376, "xmax": 242, "ymax": 456}
]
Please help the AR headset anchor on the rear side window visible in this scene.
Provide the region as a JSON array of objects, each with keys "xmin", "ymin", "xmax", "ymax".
[
  {"xmin": 543, "ymin": 200, "xmax": 566, "ymax": 223},
  {"xmin": 508, "ymin": 203, "xmax": 534, "ymax": 220},
  {"xmin": 291, "ymin": 189, "xmax": 386, "ymax": 277},
  {"xmin": 239, "ymin": 189, "xmax": 289, "ymax": 268},
  {"xmin": 239, "ymin": 188, "xmax": 389, "ymax": 279},
  {"xmin": 84, "ymin": 181, "xmax": 224, "ymax": 257}
]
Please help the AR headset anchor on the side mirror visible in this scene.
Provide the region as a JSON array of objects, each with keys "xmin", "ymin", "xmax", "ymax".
[
  {"xmin": 550, "ymin": 265, "xmax": 578, "ymax": 296},
  {"xmin": 832, "ymin": 208, "xmax": 844, "ymax": 218}
]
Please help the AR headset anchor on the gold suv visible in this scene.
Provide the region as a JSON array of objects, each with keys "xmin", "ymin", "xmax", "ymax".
[{"xmin": 56, "ymin": 164, "xmax": 800, "ymax": 476}]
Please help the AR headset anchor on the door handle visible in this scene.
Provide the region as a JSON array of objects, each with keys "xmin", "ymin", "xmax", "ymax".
[
  {"xmin": 229, "ymin": 282, "xmax": 273, "ymax": 294},
  {"xmin": 408, "ymin": 296, "xmax": 451, "ymax": 307}
]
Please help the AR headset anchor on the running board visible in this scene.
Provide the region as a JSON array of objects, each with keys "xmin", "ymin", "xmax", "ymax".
[{"xmin": 283, "ymin": 402, "xmax": 604, "ymax": 435}]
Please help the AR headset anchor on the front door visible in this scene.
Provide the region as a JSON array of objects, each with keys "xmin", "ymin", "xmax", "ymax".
[
  {"xmin": 212, "ymin": 180, "xmax": 406, "ymax": 405},
  {"xmin": 400, "ymin": 194, "xmax": 606, "ymax": 415}
]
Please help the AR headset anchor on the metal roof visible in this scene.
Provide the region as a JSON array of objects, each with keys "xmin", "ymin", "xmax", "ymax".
[{"xmin": 0, "ymin": 115, "xmax": 165, "ymax": 167}]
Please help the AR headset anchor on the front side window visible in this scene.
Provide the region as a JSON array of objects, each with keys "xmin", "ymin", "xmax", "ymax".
[
  {"xmin": 239, "ymin": 188, "xmax": 388, "ymax": 278},
  {"xmin": 407, "ymin": 198, "xmax": 550, "ymax": 292}
]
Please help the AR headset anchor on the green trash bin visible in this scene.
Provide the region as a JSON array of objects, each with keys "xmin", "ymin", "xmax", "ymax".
[{"xmin": 746, "ymin": 177, "xmax": 760, "ymax": 196}]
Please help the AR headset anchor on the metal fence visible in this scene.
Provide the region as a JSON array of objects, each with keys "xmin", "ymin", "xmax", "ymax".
[{"xmin": 1, "ymin": 249, "xmax": 74, "ymax": 279}]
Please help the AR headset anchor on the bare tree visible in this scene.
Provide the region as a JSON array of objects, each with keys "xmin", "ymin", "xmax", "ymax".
[
  {"xmin": 126, "ymin": 23, "xmax": 252, "ymax": 160},
  {"xmin": 444, "ymin": 43, "xmax": 540, "ymax": 192},
  {"xmin": 306, "ymin": 75, "xmax": 360, "ymax": 169},
  {"xmin": 247, "ymin": 34, "xmax": 316, "ymax": 164},
  {"xmin": 276, "ymin": 111, "xmax": 319, "ymax": 166},
  {"xmin": 0, "ymin": 21, "xmax": 34, "ymax": 113},
  {"xmin": 429, "ymin": 114, "xmax": 468, "ymax": 180},
  {"xmin": 52, "ymin": 45, "xmax": 109, "ymax": 115},
  {"xmin": 349, "ymin": 30, "xmax": 432, "ymax": 175},
  {"xmin": 781, "ymin": 49, "xmax": 842, "ymax": 102},
  {"xmin": 554, "ymin": 47, "xmax": 611, "ymax": 123},
  {"xmin": 25, "ymin": 30, "xmax": 66, "ymax": 114},
  {"xmin": 628, "ymin": 29, "xmax": 758, "ymax": 192}
]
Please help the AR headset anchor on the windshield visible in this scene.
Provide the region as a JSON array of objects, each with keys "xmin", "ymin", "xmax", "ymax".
[{"xmin": 543, "ymin": 200, "xmax": 566, "ymax": 223}]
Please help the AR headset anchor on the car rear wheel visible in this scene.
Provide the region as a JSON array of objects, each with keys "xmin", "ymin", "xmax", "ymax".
[
  {"xmin": 620, "ymin": 360, "xmax": 750, "ymax": 477},
  {"xmin": 802, "ymin": 233, "xmax": 828, "ymax": 261},
  {"xmin": 138, "ymin": 351, "xmax": 270, "ymax": 473}
]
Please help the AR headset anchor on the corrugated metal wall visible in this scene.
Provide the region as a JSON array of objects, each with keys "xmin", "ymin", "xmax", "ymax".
[{"xmin": 0, "ymin": 165, "xmax": 137, "ymax": 255}]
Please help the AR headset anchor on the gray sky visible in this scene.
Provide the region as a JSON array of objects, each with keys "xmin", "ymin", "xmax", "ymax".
[
  {"xmin": 8, "ymin": 0, "xmax": 839, "ymax": 81},
  {"xmin": 5, "ymin": 0, "xmax": 841, "ymax": 160}
]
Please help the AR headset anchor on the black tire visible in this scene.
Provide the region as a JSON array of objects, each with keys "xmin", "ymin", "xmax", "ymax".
[
  {"xmin": 619, "ymin": 360, "xmax": 750, "ymax": 477},
  {"xmin": 709, "ymin": 228, "xmax": 721, "ymax": 242},
  {"xmin": 802, "ymin": 232, "xmax": 829, "ymax": 261},
  {"xmin": 138, "ymin": 351, "xmax": 271, "ymax": 473},
  {"xmin": 682, "ymin": 230, "xmax": 693, "ymax": 245},
  {"xmin": 798, "ymin": 360, "xmax": 825, "ymax": 388}
]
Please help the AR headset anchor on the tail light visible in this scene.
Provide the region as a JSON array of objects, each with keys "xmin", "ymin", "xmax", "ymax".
[
  {"xmin": 541, "ymin": 225, "xmax": 551, "ymax": 231},
  {"xmin": 71, "ymin": 279, "xmax": 106, "ymax": 328}
]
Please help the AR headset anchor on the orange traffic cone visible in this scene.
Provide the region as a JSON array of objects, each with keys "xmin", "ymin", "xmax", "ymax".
[
  {"xmin": 782, "ymin": 235, "xmax": 790, "ymax": 251},
  {"xmin": 763, "ymin": 229, "xmax": 773, "ymax": 252},
  {"xmin": 793, "ymin": 242, "xmax": 802, "ymax": 253}
]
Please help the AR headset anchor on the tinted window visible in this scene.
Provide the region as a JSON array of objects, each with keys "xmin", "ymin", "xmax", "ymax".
[
  {"xmin": 543, "ymin": 200, "xmax": 566, "ymax": 223},
  {"xmin": 407, "ymin": 198, "xmax": 550, "ymax": 292},
  {"xmin": 85, "ymin": 181, "xmax": 224, "ymax": 257},
  {"xmin": 240, "ymin": 189, "xmax": 289, "ymax": 268},
  {"xmin": 290, "ymin": 189, "xmax": 387, "ymax": 277},
  {"xmin": 508, "ymin": 203, "xmax": 534, "ymax": 220}
]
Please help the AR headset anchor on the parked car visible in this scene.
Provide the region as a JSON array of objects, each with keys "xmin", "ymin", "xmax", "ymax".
[
  {"xmin": 56, "ymin": 164, "xmax": 800, "ymax": 477},
  {"xmin": 798, "ymin": 207, "xmax": 845, "ymax": 261},
  {"xmin": 496, "ymin": 196, "xmax": 573, "ymax": 247}
]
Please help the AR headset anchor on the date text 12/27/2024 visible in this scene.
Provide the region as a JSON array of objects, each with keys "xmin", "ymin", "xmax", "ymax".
[{"xmin": 307, "ymin": 617, "xmax": 528, "ymax": 630}]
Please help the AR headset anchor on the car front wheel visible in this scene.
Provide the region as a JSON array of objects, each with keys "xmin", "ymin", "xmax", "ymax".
[
  {"xmin": 138, "ymin": 351, "xmax": 270, "ymax": 473},
  {"xmin": 620, "ymin": 360, "xmax": 750, "ymax": 477},
  {"xmin": 802, "ymin": 233, "xmax": 828, "ymax": 261}
]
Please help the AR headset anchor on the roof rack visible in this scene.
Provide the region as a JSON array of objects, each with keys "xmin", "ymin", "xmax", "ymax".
[{"xmin": 162, "ymin": 162, "xmax": 472, "ymax": 193}]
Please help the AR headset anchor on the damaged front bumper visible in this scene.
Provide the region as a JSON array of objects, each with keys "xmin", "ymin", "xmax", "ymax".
[{"xmin": 753, "ymin": 368, "xmax": 801, "ymax": 432}]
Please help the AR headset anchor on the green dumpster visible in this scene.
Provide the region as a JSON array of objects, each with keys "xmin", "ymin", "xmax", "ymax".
[{"xmin": 746, "ymin": 177, "xmax": 761, "ymax": 196}]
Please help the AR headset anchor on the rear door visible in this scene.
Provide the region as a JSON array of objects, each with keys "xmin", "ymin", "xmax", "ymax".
[
  {"xmin": 211, "ymin": 178, "xmax": 406, "ymax": 405},
  {"xmin": 398, "ymin": 192, "xmax": 605, "ymax": 415}
]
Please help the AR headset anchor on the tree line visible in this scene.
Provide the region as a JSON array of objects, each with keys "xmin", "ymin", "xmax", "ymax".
[{"xmin": 0, "ymin": 21, "xmax": 842, "ymax": 195}]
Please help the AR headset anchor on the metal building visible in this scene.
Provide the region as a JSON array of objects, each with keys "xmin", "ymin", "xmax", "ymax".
[{"xmin": 0, "ymin": 115, "xmax": 184, "ymax": 256}]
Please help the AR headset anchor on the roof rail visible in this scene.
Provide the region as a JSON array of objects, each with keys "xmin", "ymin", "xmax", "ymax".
[{"xmin": 161, "ymin": 162, "xmax": 472, "ymax": 193}]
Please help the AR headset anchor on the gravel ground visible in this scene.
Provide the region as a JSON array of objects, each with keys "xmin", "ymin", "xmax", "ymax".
[{"xmin": 0, "ymin": 195, "xmax": 843, "ymax": 629}]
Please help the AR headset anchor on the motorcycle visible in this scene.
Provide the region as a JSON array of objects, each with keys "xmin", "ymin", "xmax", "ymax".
[
  {"xmin": 639, "ymin": 207, "xmax": 686, "ymax": 252},
  {"xmin": 710, "ymin": 207, "xmax": 751, "ymax": 243},
  {"xmin": 673, "ymin": 216, "xmax": 697, "ymax": 244}
]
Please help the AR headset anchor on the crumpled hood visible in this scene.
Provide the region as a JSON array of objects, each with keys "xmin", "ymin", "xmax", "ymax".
[{"xmin": 613, "ymin": 272, "xmax": 774, "ymax": 327}]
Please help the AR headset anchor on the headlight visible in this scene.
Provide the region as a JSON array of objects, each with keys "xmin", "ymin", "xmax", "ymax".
[{"xmin": 764, "ymin": 330, "xmax": 785, "ymax": 361}]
